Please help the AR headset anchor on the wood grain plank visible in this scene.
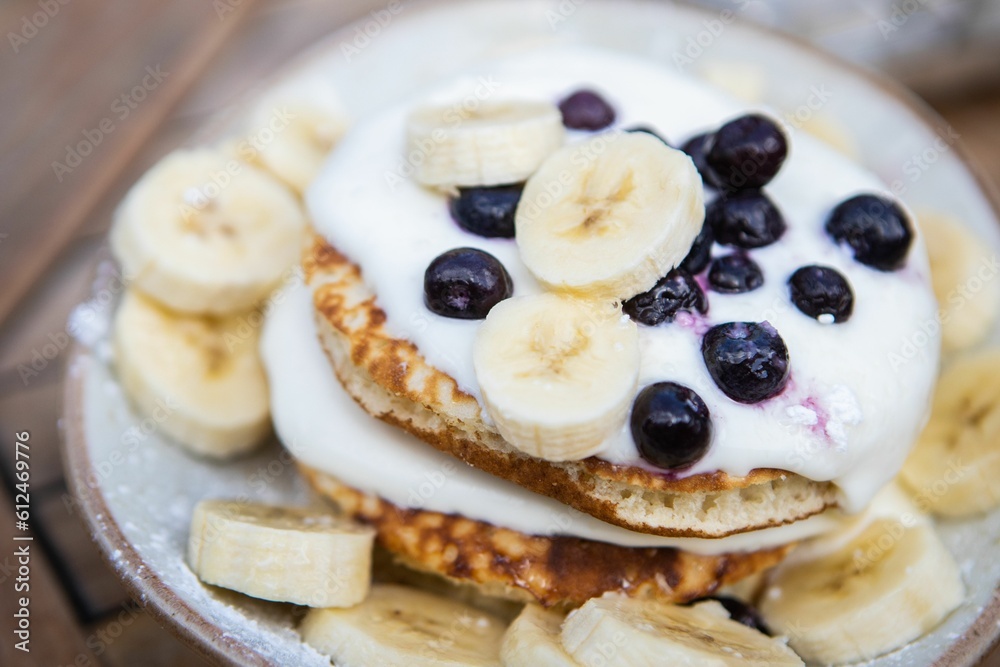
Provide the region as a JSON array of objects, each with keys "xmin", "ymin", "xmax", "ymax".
[
  {"xmin": 87, "ymin": 606, "xmax": 214, "ymax": 667},
  {"xmin": 0, "ymin": 0, "xmax": 257, "ymax": 331},
  {"xmin": 38, "ymin": 488, "xmax": 131, "ymax": 619},
  {"xmin": 0, "ymin": 380, "xmax": 68, "ymax": 492},
  {"xmin": 0, "ymin": 484, "xmax": 97, "ymax": 666}
]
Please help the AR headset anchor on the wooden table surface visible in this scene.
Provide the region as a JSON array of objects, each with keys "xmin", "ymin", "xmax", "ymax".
[{"xmin": 0, "ymin": 1, "xmax": 998, "ymax": 665}]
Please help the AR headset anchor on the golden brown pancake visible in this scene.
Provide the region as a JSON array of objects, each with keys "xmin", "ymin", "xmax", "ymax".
[
  {"xmin": 303, "ymin": 234, "xmax": 839, "ymax": 539},
  {"xmin": 300, "ymin": 465, "xmax": 793, "ymax": 608}
]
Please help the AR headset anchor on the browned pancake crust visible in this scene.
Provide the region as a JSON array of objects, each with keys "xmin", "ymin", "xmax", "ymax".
[
  {"xmin": 304, "ymin": 235, "xmax": 839, "ymax": 537},
  {"xmin": 300, "ymin": 464, "xmax": 792, "ymax": 609}
]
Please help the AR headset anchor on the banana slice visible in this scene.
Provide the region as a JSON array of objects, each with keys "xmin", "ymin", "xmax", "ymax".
[
  {"xmin": 247, "ymin": 99, "xmax": 348, "ymax": 196},
  {"xmin": 473, "ymin": 293, "xmax": 640, "ymax": 461},
  {"xmin": 407, "ymin": 99, "xmax": 564, "ymax": 189},
  {"xmin": 300, "ymin": 583, "xmax": 505, "ymax": 667},
  {"xmin": 516, "ymin": 131, "xmax": 704, "ymax": 301},
  {"xmin": 784, "ymin": 481, "xmax": 926, "ymax": 567},
  {"xmin": 113, "ymin": 289, "xmax": 271, "ymax": 459},
  {"xmin": 561, "ymin": 595, "xmax": 802, "ymax": 667},
  {"xmin": 111, "ymin": 148, "xmax": 306, "ymax": 315},
  {"xmin": 501, "ymin": 605, "xmax": 578, "ymax": 667},
  {"xmin": 759, "ymin": 519, "xmax": 964, "ymax": 664},
  {"xmin": 919, "ymin": 211, "xmax": 1000, "ymax": 353},
  {"xmin": 900, "ymin": 348, "xmax": 1000, "ymax": 516},
  {"xmin": 188, "ymin": 500, "xmax": 374, "ymax": 607}
]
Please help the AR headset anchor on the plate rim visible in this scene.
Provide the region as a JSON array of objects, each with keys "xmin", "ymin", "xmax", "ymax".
[{"xmin": 59, "ymin": 1, "xmax": 1000, "ymax": 665}]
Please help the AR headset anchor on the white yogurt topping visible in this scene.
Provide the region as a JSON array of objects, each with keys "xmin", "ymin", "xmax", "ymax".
[
  {"xmin": 306, "ymin": 46, "xmax": 940, "ymax": 513},
  {"xmin": 262, "ymin": 282, "xmax": 844, "ymax": 554}
]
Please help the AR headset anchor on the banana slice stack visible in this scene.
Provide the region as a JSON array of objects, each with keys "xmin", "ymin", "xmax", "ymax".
[
  {"xmin": 110, "ymin": 145, "xmax": 308, "ymax": 458},
  {"xmin": 759, "ymin": 518, "xmax": 964, "ymax": 664},
  {"xmin": 113, "ymin": 290, "xmax": 272, "ymax": 458},
  {"xmin": 406, "ymin": 100, "xmax": 705, "ymax": 462},
  {"xmin": 901, "ymin": 348, "xmax": 1000, "ymax": 516},
  {"xmin": 919, "ymin": 211, "xmax": 1000, "ymax": 354}
]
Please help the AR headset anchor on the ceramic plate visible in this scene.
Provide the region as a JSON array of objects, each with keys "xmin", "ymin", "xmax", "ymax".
[{"xmin": 62, "ymin": 1, "xmax": 1000, "ymax": 664}]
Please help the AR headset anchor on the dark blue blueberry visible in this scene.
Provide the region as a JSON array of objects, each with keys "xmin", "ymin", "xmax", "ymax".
[
  {"xmin": 448, "ymin": 184, "xmax": 523, "ymax": 238},
  {"xmin": 825, "ymin": 194, "xmax": 913, "ymax": 271},
  {"xmin": 706, "ymin": 114, "xmax": 788, "ymax": 190},
  {"xmin": 558, "ymin": 90, "xmax": 616, "ymax": 131},
  {"xmin": 626, "ymin": 125, "xmax": 669, "ymax": 145},
  {"xmin": 681, "ymin": 132, "xmax": 723, "ymax": 188},
  {"xmin": 701, "ymin": 322, "xmax": 790, "ymax": 404},
  {"xmin": 679, "ymin": 222, "xmax": 715, "ymax": 274},
  {"xmin": 702, "ymin": 597, "xmax": 771, "ymax": 635},
  {"xmin": 707, "ymin": 190, "xmax": 786, "ymax": 249},
  {"xmin": 631, "ymin": 382, "xmax": 712, "ymax": 470},
  {"xmin": 708, "ymin": 254, "xmax": 764, "ymax": 294},
  {"xmin": 424, "ymin": 248, "xmax": 512, "ymax": 319},
  {"xmin": 788, "ymin": 265, "xmax": 854, "ymax": 323},
  {"xmin": 623, "ymin": 270, "xmax": 708, "ymax": 326}
]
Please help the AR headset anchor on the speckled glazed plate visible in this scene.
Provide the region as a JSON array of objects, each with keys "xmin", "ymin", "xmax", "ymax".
[{"xmin": 61, "ymin": 1, "xmax": 1000, "ymax": 665}]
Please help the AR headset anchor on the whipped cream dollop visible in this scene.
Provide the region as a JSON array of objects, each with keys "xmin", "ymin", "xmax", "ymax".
[
  {"xmin": 305, "ymin": 47, "xmax": 939, "ymax": 513},
  {"xmin": 262, "ymin": 283, "xmax": 843, "ymax": 554}
]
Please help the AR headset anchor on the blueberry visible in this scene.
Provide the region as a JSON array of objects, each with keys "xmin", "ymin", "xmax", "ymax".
[
  {"xmin": 630, "ymin": 382, "xmax": 712, "ymax": 470},
  {"xmin": 424, "ymin": 248, "xmax": 513, "ymax": 319},
  {"xmin": 626, "ymin": 125, "xmax": 669, "ymax": 145},
  {"xmin": 708, "ymin": 254, "xmax": 764, "ymax": 294},
  {"xmin": 707, "ymin": 190, "xmax": 786, "ymax": 249},
  {"xmin": 680, "ymin": 132, "xmax": 723, "ymax": 188},
  {"xmin": 788, "ymin": 265, "xmax": 854, "ymax": 323},
  {"xmin": 825, "ymin": 194, "xmax": 913, "ymax": 271},
  {"xmin": 623, "ymin": 270, "xmax": 708, "ymax": 326},
  {"xmin": 448, "ymin": 184, "xmax": 523, "ymax": 238},
  {"xmin": 679, "ymin": 222, "xmax": 715, "ymax": 274},
  {"xmin": 701, "ymin": 322, "xmax": 790, "ymax": 404},
  {"xmin": 706, "ymin": 114, "xmax": 788, "ymax": 190},
  {"xmin": 700, "ymin": 597, "xmax": 771, "ymax": 635},
  {"xmin": 558, "ymin": 90, "xmax": 616, "ymax": 131}
]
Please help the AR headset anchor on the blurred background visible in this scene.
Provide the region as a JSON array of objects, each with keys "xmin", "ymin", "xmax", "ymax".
[{"xmin": 1, "ymin": 0, "xmax": 998, "ymax": 665}]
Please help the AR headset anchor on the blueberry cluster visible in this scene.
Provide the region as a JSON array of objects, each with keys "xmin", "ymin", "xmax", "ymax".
[{"xmin": 418, "ymin": 92, "xmax": 916, "ymax": 474}]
